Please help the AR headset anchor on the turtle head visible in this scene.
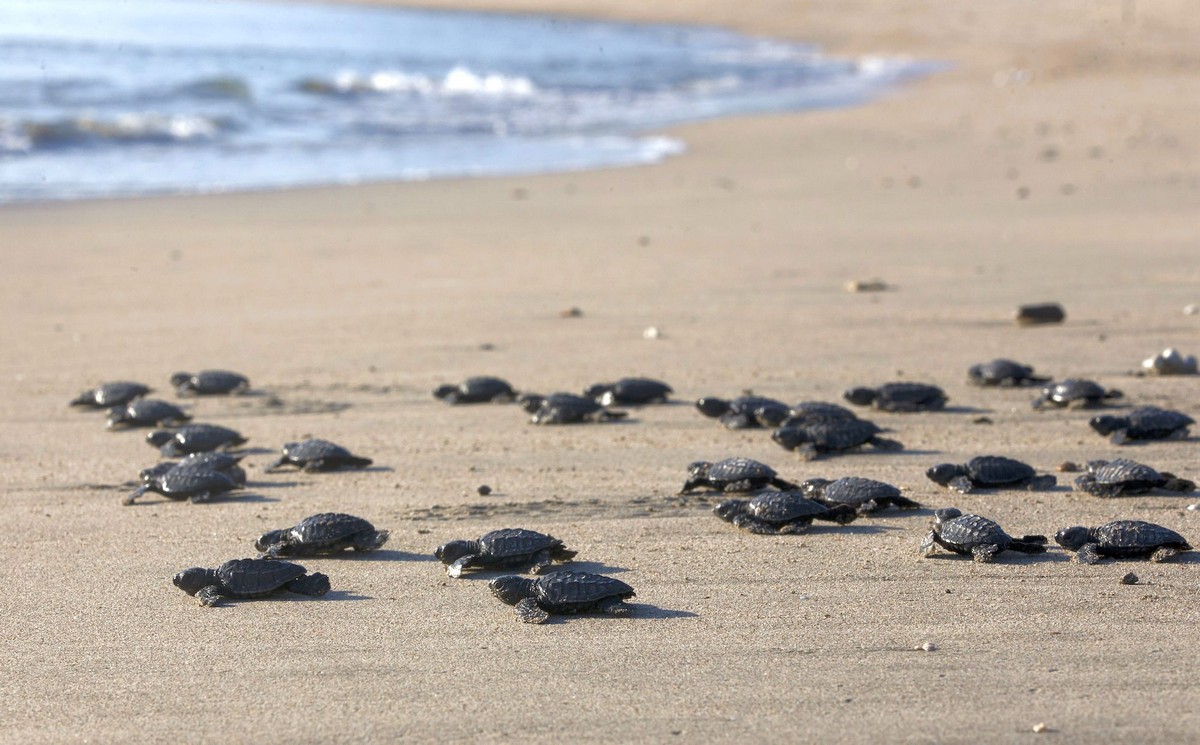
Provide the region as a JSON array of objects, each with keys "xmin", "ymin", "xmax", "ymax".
[
  {"xmin": 434, "ymin": 539, "xmax": 477, "ymax": 564},
  {"xmin": 138, "ymin": 462, "xmax": 175, "ymax": 484},
  {"xmin": 1088, "ymin": 415, "xmax": 1125, "ymax": 436},
  {"xmin": 517, "ymin": 393, "xmax": 545, "ymax": 413},
  {"xmin": 169, "ymin": 372, "xmax": 192, "ymax": 388},
  {"xmin": 488, "ymin": 575, "xmax": 536, "ymax": 605},
  {"xmin": 1054, "ymin": 526, "xmax": 1090, "ymax": 551},
  {"xmin": 685, "ymin": 461, "xmax": 712, "ymax": 479},
  {"xmin": 432, "ymin": 384, "xmax": 458, "ymax": 400},
  {"xmin": 582, "ymin": 383, "xmax": 612, "ymax": 401},
  {"xmin": 843, "ymin": 387, "xmax": 878, "ymax": 406},
  {"xmin": 173, "ymin": 567, "xmax": 216, "ymax": 595},
  {"xmin": 713, "ymin": 499, "xmax": 748, "ymax": 523},
  {"xmin": 771, "ymin": 427, "xmax": 806, "ymax": 450},
  {"xmin": 753, "ymin": 405, "xmax": 789, "ymax": 427},
  {"xmin": 145, "ymin": 430, "xmax": 175, "ymax": 448},
  {"xmin": 255, "ymin": 529, "xmax": 289, "ymax": 552},
  {"xmin": 932, "ymin": 507, "xmax": 963, "ymax": 525},
  {"xmin": 799, "ymin": 478, "xmax": 833, "ymax": 497},
  {"xmin": 694, "ymin": 397, "xmax": 730, "ymax": 418},
  {"xmin": 925, "ymin": 463, "xmax": 965, "ymax": 486}
]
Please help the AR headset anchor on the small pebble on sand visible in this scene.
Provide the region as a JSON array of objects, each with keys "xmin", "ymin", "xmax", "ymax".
[
  {"xmin": 1058, "ymin": 462, "xmax": 1080, "ymax": 473},
  {"xmin": 643, "ymin": 326, "xmax": 662, "ymax": 339},
  {"xmin": 560, "ymin": 307, "xmax": 583, "ymax": 318},
  {"xmin": 1120, "ymin": 573, "xmax": 1138, "ymax": 585},
  {"xmin": 477, "ymin": 485, "xmax": 492, "ymax": 496},
  {"xmin": 845, "ymin": 279, "xmax": 889, "ymax": 293},
  {"xmin": 918, "ymin": 642, "xmax": 937, "ymax": 652},
  {"xmin": 1014, "ymin": 302, "xmax": 1065, "ymax": 326},
  {"xmin": 1032, "ymin": 722, "xmax": 1048, "ymax": 734}
]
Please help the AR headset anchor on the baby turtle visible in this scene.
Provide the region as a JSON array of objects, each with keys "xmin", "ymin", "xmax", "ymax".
[
  {"xmin": 70, "ymin": 381, "xmax": 151, "ymax": 409},
  {"xmin": 432, "ymin": 376, "xmax": 517, "ymax": 404},
  {"xmin": 519, "ymin": 392, "xmax": 627, "ymax": 424},
  {"xmin": 919, "ymin": 508, "xmax": 1047, "ymax": 562},
  {"xmin": 713, "ymin": 492, "xmax": 857, "ymax": 534},
  {"xmin": 680, "ymin": 457, "xmax": 799, "ymax": 494},
  {"xmin": 106, "ymin": 399, "xmax": 191, "ymax": 429},
  {"xmin": 583, "ymin": 377, "xmax": 672, "ymax": 406},
  {"xmin": 434, "ymin": 528, "xmax": 577, "ymax": 578},
  {"xmin": 772, "ymin": 418, "xmax": 902, "ymax": 460},
  {"xmin": 256, "ymin": 513, "xmax": 390, "ymax": 557},
  {"xmin": 264, "ymin": 438, "xmax": 373, "ymax": 472},
  {"xmin": 695, "ymin": 394, "xmax": 789, "ymax": 429},
  {"xmin": 843, "ymin": 382, "xmax": 947, "ymax": 412},
  {"xmin": 926, "ymin": 455, "xmax": 1056, "ymax": 493},
  {"xmin": 139, "ymin": 452, "xmax": 246, "ymax": 488},
  {"xmin": 125, "ymin": 463, "xmax": 242, "ymax": 505},
  {"xmin": 171, "ymin": 369, "xmax": 250, "ymax": 396},
  {"xmin": 1054, "ymin": 520, "xmax": 1192, "ymax": 564},
  {"xmin": 765, "ymin": 401, "xmax": 859, "ymax": 428},
  {"xmin": 173, "ymin": 558, "xmax": 330, "ymax": 607},
  {"xmin": 1089, "ymin": 406, "xmax": 1194, "ymax": 444},
  {"xmin": 489, "ymin": 571, "xmax": 635, "ymax": 624},
  {"xmin": 800, "ymin": 476, "xmax": 921, "ymax": 513},
  {"xmin": 146, "ymin": 423, "xmax": 247, "ymax": 456},
  {"xmin": 1031, "ymin": 379, "xmax": 1122, "ymax": 409},
  {"xmin": 967, "ymin": 359, "xmax": 1050, "ymax": 387},
  {"xmin": 1073, "ymin": 458, "xmax": 1195, "ymax": 497}
]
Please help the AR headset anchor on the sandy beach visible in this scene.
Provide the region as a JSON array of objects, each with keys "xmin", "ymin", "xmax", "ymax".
[{"xmin": 2, "ymin": 0, "xmax": 1199, "ymax": 742}]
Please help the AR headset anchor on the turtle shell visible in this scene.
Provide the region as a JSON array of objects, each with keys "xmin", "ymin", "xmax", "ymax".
[
  {"xmin": 593, "ymin": 377, "xmax": 672, "ymax": 405},
  {"xmin": 165, "ymin": 424, "xmax": 245, "ymax": 453},
  {"xmin": 775, "ymin": 418, "xmax": 881, "ymax": 451},
  {"xmin": 74, "ymin": 381, "xmax": 151, "ymax": 407},
  {"xmin": 965, "ymin": 456, "xmax": 1036, "ymax": 485},
  {"xmin": 216, "ymin": 558, "xmax": 308, "ymax": 596},
  {"xmin": 1091, "ymin": 520, "xmax": 1190, "ymax": 554},
  {"xmin": 157, "ymin": 468, "xmax": 239, "ymax": 498},
  {"xmin": 968, "ymin": 359, "xmax": 1038, "ymax": 386},
  {"xmin": 532, "ymin": 571, "xmax": 635, "ymax": 612},
  {"xmin": 111, "ymin": 399, "xmax": 189, "ymax": 426},
  {"xmin": 529, "ymin": 393, "xmax": 605, "ymax": 423},
  {"xmin": 705, "ymin": 457, "xmax": 777, "ymax": 484},
  {"xmin": 788, "ymin": 401, "xmax": 858, "ymax": 423},
  {"xmin": 179, "ymin": 370, "xmax": 249, "ymax": 394},
  {"xmin": 1088, "ymin": 459, "xmax": 1165, "ymax": 487},
  {"xmin": 1125, "ymin": 407, "xmax": 1194, "ymax": 438},
  {"xmin": 876, "ymin": 382, "xmax": 946, "ymax": 408},
  {"xmin": 478, "ymin": 528, "xmax": 563, "ymax": 560},
  {"xmin": 287, "ymin": 513, "xmax": 377, "ymax": 547},
  {"xmin": 460, "ymin": 376, "xmax": 516, "ymax": 401},
  {"xmin": 814, "ymin": 477, "xmax": 901, "ymax": 506},
  {"xmin": 743, "ymin": 492, "xmax": 830, "ymax": 524},
  {"xmin": 284, "ymin": 438, "xmax": 354, "ymax": 462},
  {"xmin": 936, "ymin": 513, "xmax": 1012, "ymax": 551},
  {"xmin": 1042, "ymin": 379, "xmax": 1106, "ymax": 404}
]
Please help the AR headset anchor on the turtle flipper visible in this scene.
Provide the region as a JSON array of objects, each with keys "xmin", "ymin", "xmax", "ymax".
[
  {"xmin": 262, "ymin": 457, "xmax": 288, "ymax": 473},
  {"xmin": 770, "ymin": 476, "xmax": 801, "ymax": 491},
  {"xmin": 122, "ymin": 485, "xmax": 150, "ymax": 506},
  {"xmin": 971, "ymin": 544, "xmax": 1000, "ymax": 563},
  {"xmin": 529, "ymin": 549, "xmax": 556, "ymax": 575},
  {"xmin": 948, "ymin": 476, "xmax": 975, "ymax": 494},
  {"xmin": 1008, "ymin": 540, "xmax": 1047, "ymax": 554},
  {"xmin": 196, "ymin": 585, "xmax": 224, "ymax": 607},
  {"xmin": 777, "ymin": 520, "xmax": 812, "ymax": 535},
  {"xmin": 515, "ymin": 597, "xmax": 550, "ymax": 624},
  {"xmin": 447, "ymin": 555, "xmax": 479, "ymax": 578},
  {"xmin": 731, "ymin": 515, "xmax": 784, "ymax": 535},
  {"xmin": 353, "ymin": 529, "xmax": 390, "ymax": 551},
  {"xmin": 302, "ymin": 459, "xmax": 327, "ymax": 473},
  {"xmin": 188, "ymin": 491, "xmax": 214, "ymax": 504},
  {"xmin": 888, "ymin": 495, "xmax": 922, "ymax": 510},
  {"xmin": 869, "ymin": 436, "xmax": 904, "ymax": 451},
  {"xmin": 919, "ymin": 531, "xmax": 939, "ymax": 557},
  {"xmin": 287, "ymin": 572, "xmax": 331, "ymax": 596},
  {"xmin": 817, "ymin": 505, "xmax": 858, "ymax": 525},
  {"xmin": 1026, "ymin": 475, "xmax": 1057, "ymax": 491},
  {"xmin": 1075, "ymin": 543, "xmax": 1103, "ymax": 565},
  {"xmin": 1160, "ymin": 476, "xmax": 1195, "ymax": 493},
  {"xmin": 597, "ymin": 596, "xmax": 632, "ymax": 616},
  {"xmin": 1149, "ymin": 546, "xmax": 1180, "ymax": 563},
  {"xmin": 1108, "ymin": 430, "xmax": 1130, "ymax": 446}
]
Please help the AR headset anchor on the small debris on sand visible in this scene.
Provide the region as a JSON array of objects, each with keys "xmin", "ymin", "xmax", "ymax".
[
  {"xmin": 917, "ymin": 641, "xmax": 937, "ymax": 652},
  {"xmin": 1057, "ymin": 462, "xmax": 1080, "ymax": 473},
  {"xmin": 643, "ymin": 326, "xmax": 662, "ymax": 340},
  {"xmin": 1141, "ymin": 347, "xmax": 1197, "ymax": 375},
  {"xmin": 1120, "ymin": 573, "xmax": 1138, "ymax": 585},
  {"xmin": 560, "ymin": 307, "xmax": 583, "ymax": 318},
  {"xmin": 845, "ymin": 278, "xmax": 889, "ymax": 293},
  {"xmin": 1032, "ymin": 722, "xmax": 1049, "ymax": 734},
  {"xmin": 1015, "ymin": 303, "xmax": 1065, "ymax": 325},
  {"xmin": 477, "ymin": 484, "xmax": 493, "ymax": 496}
]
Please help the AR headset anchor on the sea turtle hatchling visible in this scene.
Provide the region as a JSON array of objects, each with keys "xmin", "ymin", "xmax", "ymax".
[
  {"xmin": 967, "ymin": 359, "xmax": 1050, "ymax": 387},
  {"xmin": 583, "ymin": 377, "xmax": 673, "ymax": 406},
  {"xmin": 434, "ymin": 528, "xmax": 577, "ymax": 578},
  {"xmin": 145, "ymin": 423, "xmax": 247, "ymax": 456},
  {"xmin": 920, "ymin": 508, "xmax": 1048, "ymax": 563},
  {"xmin": 926, "ymin": 455, "xmax": 1056, "ymax": 493},
  {"xmin": 1089, "ymin": 406, "xmax": 1194, "ymax": 444},
  {"xmin": 70, "ymin": 381, "xmax": 151, "ymax": 409},
  {"xmin": 800, "ymin": 476, "xmax": 922, "ymax": 513},
  {"xmin": 489, "ymin": 571, "xmax": 635, "ymax": 624},
  {"xmin": 173, "ymin": 558, "xmax": 330, "ymax": 607},
  {"xmin": 713, "ymin": 492, "xmax": 857, "ymax": 534},
  {"xmin": 772, "ymin": 418, "xmax": 903, "ymax": 460},
  {"xmin": 764, "ymin": 401, "xmax": 859, "ymax": 428},
  {"xmin": 432, "ymin": 376, "xmax": 517, "ymax": 404},
  {"xmin": 1031, "ymin": 379, "xmax": 1123, "ymax": 409},
  {"xmin": 138, "ymin": 452, "xmax": 247, "ymax": 488},
  {"xmin": 171, "ymin": 369, "xmax": 250, "ymax": 396},
  {"xmin": 125, "ymin": 463, "xmax": 242, "ymax": 505},
  {"xmin": 264, "ymin": 438, "xmax": 373, "ymax": 472},
  {"xmin": 519, "ymin": 392, "xmax": 627, "ymax": 424},
  {"xmin": 843, "ymin": 382, "xmax": 947, "ymax": 412},
  {"xmin": 106, "ymin": 399, "xmax": 191, "ymax": 429},
  {"xmin": 680, "ymin": 457, "xmax": 799, "ymax": 494},
  {"xmin": 1054, "ymin": 520, "xmax": 1192, "ymax": 564},
  {"xmin": 695, "ymin": 394, "xmax": 789, "ymax": 430},
  {"xmin": 256, "ymin": 513, "xmax": 390, "ymax": 557},
  {"xmin": 1073, "ymin": 459, "xmax": 1195, "ymax": 497}
]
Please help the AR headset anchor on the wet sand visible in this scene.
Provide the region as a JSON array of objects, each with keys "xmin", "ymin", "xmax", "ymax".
[{"xmin": 2, "ymin": 0, "xmax": 1199, "ymax": 742}]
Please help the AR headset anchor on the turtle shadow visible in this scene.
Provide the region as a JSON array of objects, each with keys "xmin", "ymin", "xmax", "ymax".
[
  {"xmin": 331, "ymin": 549, "xmax": 438, "ymax": 563},
  {"xmin": 244, "ymin": 480, "xmax": 304, "ymax": 489},
  {"xmin": 320, "ymin": 590, "xmax": 374, "ymax": 601},
  {"xmin": 628, "ymin": 603, "xmax": 698, "ymax": 620},
  {"xmin": 229, "ymin": 447, "xmax": 277, "ymax": 456},
  {"xmin": 555, "ymin": 560, "xmax": 629, "ymax": 575},
  {"xmin": 822, "ymin": 523, "xmax": 899, "ymax": 536},
  {"xmin": 942, "ymin": 405, "xmax": 994, "ymax": 415},
  {"xmin": 125, "ymin": 492, "xmax": 278, "ymax": 506},
  {"xmin": 922, "ymin": 550, "xmax": 1070, "ymax": 564}
]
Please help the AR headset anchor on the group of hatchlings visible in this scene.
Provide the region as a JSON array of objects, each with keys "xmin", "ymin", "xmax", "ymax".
[{"xmin": 71, "ymin": 357, "xmax": 1195, "ymax": 622}]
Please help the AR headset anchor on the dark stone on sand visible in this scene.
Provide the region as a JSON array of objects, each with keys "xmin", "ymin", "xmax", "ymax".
[{"xmin": 1014, "ymin": 303, "xmax": 1065, "ymax": 325}]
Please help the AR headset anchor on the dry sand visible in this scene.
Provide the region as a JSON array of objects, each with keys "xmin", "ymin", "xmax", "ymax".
[{"xmin": 2, "ymin": 0, "xmax": 1199, "ymax": 742}]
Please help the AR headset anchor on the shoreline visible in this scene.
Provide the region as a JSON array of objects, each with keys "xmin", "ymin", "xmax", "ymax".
[{"xmin": 2, "ymin": 1, "xmax": 1199, "ymax": 742}]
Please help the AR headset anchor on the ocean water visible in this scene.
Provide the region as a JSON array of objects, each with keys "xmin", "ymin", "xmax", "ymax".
[{"xmin": 0, "ymin": 0, "xmax": 933, "ymax": 203}]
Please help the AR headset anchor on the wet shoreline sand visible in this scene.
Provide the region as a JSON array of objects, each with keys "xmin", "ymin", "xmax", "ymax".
[{"xmin": 2, "ymin": 1, "xmax": 1198, "ymax": 742}]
